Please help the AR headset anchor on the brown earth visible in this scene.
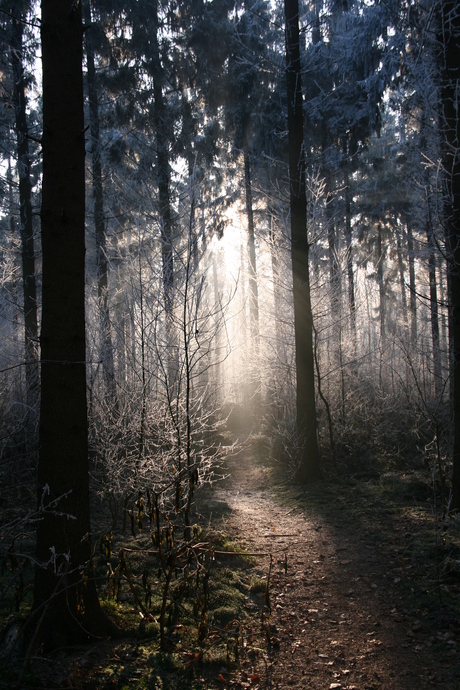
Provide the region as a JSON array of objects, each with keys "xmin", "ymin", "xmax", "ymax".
[{"xmin": 210, "ymin": 447, "xmax": 460, "ymax": 690}]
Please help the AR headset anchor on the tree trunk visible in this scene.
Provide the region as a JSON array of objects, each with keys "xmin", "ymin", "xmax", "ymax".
[
  {"xmin": 437, "ymin": 0, "xmax": 460, "ymax": 511},
  {"xmin": 284, "ymin": 0, "xmax": 321, "ymax": 482},
  {"xmin": 34, "ymin": 0, "xmax": 116, "ymax": 649},
  {"xmin": 152, "ymin": 3, "xmax": 173, "ymax": 319},
  {"xmin": 11, "ymin": 15, "xmax": 38, "ymax": 413},
  {"xmin": 377, "ymin": 222, "xmax": 385, "ymax": 342},
  {"xmin": 426, "ymin": 209, "xmax": 442, "ymax": 398},
  {"xmin": 395, "ymin": 226, "xmax": 408, "ymax": 326},
  {"xmin": 406, "ymin": 218, "xmax": 417, "ymax": 346},
  {"xmin": 152, "ymin": 1, "xmax": 176, "ymax": 391},
  {"xmin": 344, "ymin": 164, "xmax": 356, "ymax": 344},
  {"xmin": 83, "ymin": 0, "xmax": 117, "ymax": 402},
  {"xmin": 244, "ymin": 151, "xmax": 260, "ymax": 413}
]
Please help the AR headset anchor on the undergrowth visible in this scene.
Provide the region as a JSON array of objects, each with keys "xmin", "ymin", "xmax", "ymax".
[{"xmin": 0, "ymin": 510, "xmax": 267, "ymax": 689}]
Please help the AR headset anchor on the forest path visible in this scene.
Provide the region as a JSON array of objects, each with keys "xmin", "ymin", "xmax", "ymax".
[{"xmin": 210, "ymin": 443, "xmax": 455, "ymax": 690}]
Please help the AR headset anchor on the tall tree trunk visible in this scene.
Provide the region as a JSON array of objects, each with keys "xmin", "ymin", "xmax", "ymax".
[
  {"xmin": 152, "ymin": 3, "xmax": 173, "ymax": 317},
  {"xmin": 344, "ymin": 163, "xmax": 356, "ymax": 344},
  {"xmin": 83, "ymin": 0, "xmax": 117, "ymax": 402},
  {"xmin": 426, "ymin": 203, "xmax": 442, "ymax": 398},
  {"xmin": 212, "ymin": 249, "xmax": 221, "ymax": 408},
  {"xmin": 34, "ymin": 0, "xmax": 116, "ymax": 649},
  {"xmin": 267, "ymin": 207, "xmax": 284, "ymax": 416},
  {"xmin": 437, "ymin": 0, "xmax": 460, "ymax": 511},
  {"xmin": 377, "ymin": 222, "xmax": 385, "ymax": 342},
  {"xmin": 7, "ymin": 156, "xmax": 20, "ymax": 351},
  {"xmin": 395, "ymin": 225, "xmax": 408, "ymax": 326},
  {"xmin": 11, "ymin": 15, "xmax": 38, "ymax": 413},
  {"xmin": 284, "ymin": 0, "xmax": 321, "ymax": 482},
  {"xmin": 406, "ymin": 218, "xmax": 417, "ymax": 345},
  {"xmin": 243, "ymin": 151, "xmax": 260, "ymax": 412},
  {"xmin": 188, "ymin": 154, "xmax": 199, "ymax": 273},
  {"xmin": 377, "ymin": 222, "xmax": 385, "ymax": 391},
  {"xmin": 421, "ymin": 109, "xmax": 442, "ymax": 398},
  {"xmin": 152, "ymin": 1, "xmax": 175, "ymax": 389},
  {"xmin": 244, "ymin": 151, "xmax": 260, "ymax": 342}
]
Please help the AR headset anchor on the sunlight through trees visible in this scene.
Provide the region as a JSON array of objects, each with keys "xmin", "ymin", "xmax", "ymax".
[{"xmin": 0, "ymin": 0, "xmax": 459, "ymax": 654}]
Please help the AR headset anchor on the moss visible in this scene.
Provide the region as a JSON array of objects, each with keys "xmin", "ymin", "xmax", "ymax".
[{"xmin": 248, "ymin": 576, "xmax": 266, "ymax": 594}]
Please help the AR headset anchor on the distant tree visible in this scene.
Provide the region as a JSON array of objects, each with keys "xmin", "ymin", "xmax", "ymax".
[{"xmin": 33, "ymin": 0, "xmax": 115, "ymax": 649}]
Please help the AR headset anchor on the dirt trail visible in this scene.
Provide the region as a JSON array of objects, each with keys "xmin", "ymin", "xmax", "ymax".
[{"xmin": 212, "ymin": 448, "xmax": 455, "ymax": 690}]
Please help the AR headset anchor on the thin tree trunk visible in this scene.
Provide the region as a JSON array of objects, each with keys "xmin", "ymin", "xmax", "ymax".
[
  {"xmin": 244, "ymin": 151, "xmax": 260, "ymax": 412},
  {"xmin": 284, "ymin": 0, "xmax": 321, "ymax": 482},
  {"xmin": 407, "ymin": 218, "xmax": 417, "ymax": 345},
  {"xmin": 344, "ymin": 164, "xmax": 356, "ymax": 344},
  {"xmin": 188, "ymin": 154, "xmax": 199, "ymax": 272},
  {"xmin": 426, "ymin": 202, "xmax": 442, "ymax": 398},
  {"xmin": 152, "ymin": 3, "xmax": 173, "ymax": 320},
  {"xmin": 377, "ymin": 222, "xmax": 385, "ymax": 341},
  {"xmin": 212, "ymin": 249, "xmax": 221, "ymax": 408},
  {"xmin": 377, "ymin": 222, "xmax": 385, "ymax": 391},
  {"xmin": 7, "ymin": 156, "xmax": 20, "ymax": 351},
  {"xmin": 395, "ymin": 226, "xmax": 408, "ymax": 325},
  {"xmin": 152, "ymin": 1, "xmax": 175, "ymax": 392},
  {"xmin": 11, "ymin": 15, "xmax": 38, "ymax": 413},
  {"xmin": 83, "ymin": 0, "xmax": 117, "ymax": 402},
  {"xmin": 244, "ymin": 151, "xmax": 260, "ymax": 342},
  {"xmin": 268, "ymin": 208, "xmax": 284, "ymax": 417}
]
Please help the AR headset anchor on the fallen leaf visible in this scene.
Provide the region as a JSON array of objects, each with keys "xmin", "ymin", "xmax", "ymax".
[
  {"xmin": 250, "ymin": 673, "xmax": 260, "ymax": 683},
  {"xmin": 217, "ymin": 673, "xmax": 226, "ymax": 684}
]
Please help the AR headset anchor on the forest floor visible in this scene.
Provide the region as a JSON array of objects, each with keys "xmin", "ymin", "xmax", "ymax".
[
  {"xmin": 6, "ymin": 438, "xmax": 460, "ymax": 689},
  {"xmin": 207, "ymin": 442, "xmax": 460, "ymax": 690}
]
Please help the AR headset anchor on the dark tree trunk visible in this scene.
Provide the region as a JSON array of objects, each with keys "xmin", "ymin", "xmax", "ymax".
[
  {"xmin": 437, "ymin": 1, "xmax": 460, "ymax": 511},
  {"xmin": 284, "ymin": 0, "xmax": 321, "ymax": 482},
  {"xmin": 83, "ymin": 0, "xmax": 117, "ymax": 402},
  {"xmin": 34, "ymin": 0, "xmax": 116, "ymax": 650},
  {"xmin": 11, "ymin": 15, "xmax": 38, "ymax": 412}
]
